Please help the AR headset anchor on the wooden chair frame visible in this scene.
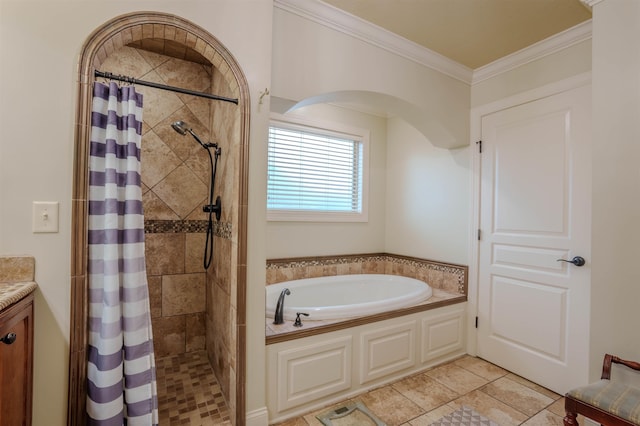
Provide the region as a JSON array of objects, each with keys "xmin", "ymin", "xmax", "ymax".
[{"xmin": 564, "ymin": 354, "xmax": 640, "ymax": 426}]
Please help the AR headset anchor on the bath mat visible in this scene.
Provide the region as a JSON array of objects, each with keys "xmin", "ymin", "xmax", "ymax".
[
  {"xmin": 429, "ymin": 406, "xmax": 499, "ymax": 426},
  {"xmin": 316, "ymin": 401, "xmax": 387, "ymax": 426}
]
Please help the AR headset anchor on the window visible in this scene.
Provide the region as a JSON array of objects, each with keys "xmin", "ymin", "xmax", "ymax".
[{"xmin": 267, "ymin": 116, "xmax": 369, "ymax": 222}]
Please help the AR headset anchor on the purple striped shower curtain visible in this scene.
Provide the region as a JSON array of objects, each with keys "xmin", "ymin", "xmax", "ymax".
[{"xmin": 87, "ymin": 82, "xmax": 159, "ymax": 425}]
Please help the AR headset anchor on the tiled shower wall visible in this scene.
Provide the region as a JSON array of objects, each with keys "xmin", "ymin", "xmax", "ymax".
[
  {"xmin": 266, "ymin": 253, "xmax": 468, "ymax": 296},
  {"xmin": 100, "ymin": 45, "xmax": 215, "ymax": 357},
  {"xmin": 100, "ymin": 43, "xmax": 240, "ymax": 414},
  {"xmin": 206, "ymin": 64, "xmax": 241, "ymax": 413}
]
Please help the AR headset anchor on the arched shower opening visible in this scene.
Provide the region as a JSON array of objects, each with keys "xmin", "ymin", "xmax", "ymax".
[{"xmin": 69, "ymin": 12, "xmax": 250, "ymax": 425}]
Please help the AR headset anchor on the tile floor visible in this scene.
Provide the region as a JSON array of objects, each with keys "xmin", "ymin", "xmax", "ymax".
[
  {"xmin": 157, "ymin": 352, "xmax": 581, "ymax": 426},
  {"xmin": 156, "ymin": 351, "xmax": 231, "ymax": 425},
  {"xmin": 274, "ymin": 355, "xmax": 582, "ymax": 426}
]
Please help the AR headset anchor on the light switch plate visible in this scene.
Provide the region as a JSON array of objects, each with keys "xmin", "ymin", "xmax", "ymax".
[{"xmin": 32, "ymin": 201, "xmax": 59, "ymax": 233}]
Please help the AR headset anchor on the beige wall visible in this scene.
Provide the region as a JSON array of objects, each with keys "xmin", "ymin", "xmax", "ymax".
[
  {"xmin": 385, "ymin": 118, "xmax": 470, "ymax": 265},
  {"xmin": 269, "ymin": 7, "xmax": 472, "ymax": 266},
  {"xmin": 589, "ymin": 0, "xmax": 640, "ymax": 381},
  {"xmin": 271, "ymin": 6, "xmax": 471, "ymax": 150},
  {"xmin": 265, "ymin": 103, "xmax": 387, "ymax": 259},
  {"xmin": 266, "ymin": 105, "xmax": 471, "ymax": 266},
  {"xmin": 0, "ymin": 1, "xmax": 272, "ymax": 424}
]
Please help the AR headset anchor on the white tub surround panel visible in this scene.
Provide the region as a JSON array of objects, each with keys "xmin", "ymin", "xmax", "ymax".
[
  {"xmin": 266, "ymin": 303, "xmax": 466, "ymax": 423},
  {"xmin": 359, "ymin": 320, "xmax": 417, "ymax": 384}
]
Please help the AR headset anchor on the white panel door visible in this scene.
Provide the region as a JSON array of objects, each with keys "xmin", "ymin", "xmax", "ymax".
[{"xmin": 477, "ymin": 84, "xmax": 591, "ymax": 394}]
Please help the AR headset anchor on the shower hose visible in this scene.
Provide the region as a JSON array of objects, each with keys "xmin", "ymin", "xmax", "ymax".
[{"xmin": 203, "ymin": 144, "xmax": 221, "ymax": 270}]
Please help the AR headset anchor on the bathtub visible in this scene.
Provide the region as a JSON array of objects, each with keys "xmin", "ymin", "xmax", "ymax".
[{"xmin": 265, "ymin": 274, "xmax": 433, "ymax": 321}]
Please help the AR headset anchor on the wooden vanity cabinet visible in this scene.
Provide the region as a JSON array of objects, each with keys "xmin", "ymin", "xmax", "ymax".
[{"xmin": 0, "ymin": 293, "xmax": 34, "ymax": 426}]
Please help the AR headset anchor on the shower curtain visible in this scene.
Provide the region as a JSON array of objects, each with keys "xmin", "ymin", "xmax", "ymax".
[{"xmin": 87, "ymin": 81, "xmax": 159, "ymax": 426}]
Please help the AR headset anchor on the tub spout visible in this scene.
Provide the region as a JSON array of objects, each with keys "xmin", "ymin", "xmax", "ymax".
[{"xmin": 273, "ymin": 288, "xmax": 290, "ymax": 325}]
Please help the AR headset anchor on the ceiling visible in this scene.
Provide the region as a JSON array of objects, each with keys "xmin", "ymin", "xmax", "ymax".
[{"xmin": 321, "ymin": 0, "xmax": 592, "ymax": 69}]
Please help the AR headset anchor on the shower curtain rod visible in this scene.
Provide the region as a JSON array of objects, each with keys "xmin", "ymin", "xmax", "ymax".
[{"xmin": 94, "ymin": 70, "xmax": 239, "ymax": 105}]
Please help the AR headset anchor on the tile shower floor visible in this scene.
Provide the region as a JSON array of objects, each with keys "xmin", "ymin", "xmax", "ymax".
[
  {"xmin": 156, "ymin": 351, "xmax": 231, "ymax": 425},
  {"xmin": 157, "ymin": 353, "xmax": 580, "ymax": 426}
]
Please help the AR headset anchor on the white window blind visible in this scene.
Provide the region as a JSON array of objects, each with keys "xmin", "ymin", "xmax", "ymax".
[{"xmin": 267, "ymin": 120, "xmax": 367, "ymax": 221}]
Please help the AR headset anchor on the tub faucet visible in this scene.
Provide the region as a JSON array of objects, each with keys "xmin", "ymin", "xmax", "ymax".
[{"xmin": 273, "ymin": 288, "xmax": 290, "ymax": 325}]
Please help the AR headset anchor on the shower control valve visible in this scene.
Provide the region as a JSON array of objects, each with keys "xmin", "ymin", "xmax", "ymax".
[{"xmin": 203, "ymin": 196, "xmax": 222, "ymax": 221}]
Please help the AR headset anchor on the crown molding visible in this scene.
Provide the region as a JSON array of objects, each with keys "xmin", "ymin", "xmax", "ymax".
[
  {"xmin": 274, "ymin": 0, "xmax": 474, "ymax": 84},
  {"xmin": 472, "ymin": 20, "xmax": 592, "ymax": 84},
  {"xmin": 274, "ymin": 0, "xmax": 592, "ymax": 87},
  {"xmin": 580, "ymin": 0, "xmax": 604, "ymax": 8}
]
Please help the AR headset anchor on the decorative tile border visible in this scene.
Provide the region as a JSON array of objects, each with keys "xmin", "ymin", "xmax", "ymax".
[
  {"xmin": 145, "ymin": 220, "xmax": 232, "ymax": 239},
  {"xmin": 266, "ymin": 253, "xmax": 467, "ymax": 295}
]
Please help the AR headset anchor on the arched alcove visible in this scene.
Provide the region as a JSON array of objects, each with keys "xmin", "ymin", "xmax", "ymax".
[
  {"xmin": 69, "ymin": 12, "xmax": 250, "ymax": 425},
  {"xmin": 275, "ymin": 90, "xmax": 462, "ymax": 149}
]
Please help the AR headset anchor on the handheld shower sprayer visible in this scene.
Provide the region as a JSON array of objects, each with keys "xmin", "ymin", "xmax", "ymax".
[
  {"xmin": 171, "ymin": 120, "xmax": 222, "ymax": 269},
  {"xmin": 171, "ymin": 121, "xmax": 218, "ymax": 151},
  {"xmin": 170, "ymin": 120, "xmax": 189, "ymax": 135}
]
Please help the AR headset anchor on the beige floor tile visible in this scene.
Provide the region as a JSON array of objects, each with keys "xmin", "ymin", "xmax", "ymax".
[
  {"xmin": 505, "ymin": 373, "xmax": 561, "ymax": 400},
  {"xmin": 547, "ymin": 397, "xmax": 566, "ymax": 417},
  {"xmin": 392, "ymin": 373, "xmax": 459, "ymax": 411},
  {"xmin": 521, "ymin": 409, "xmax": 564, "ymax": 426},
  {"xmin": 481, "ymin": 376, "xmax": 555, "ymax": 416},
  {"xmin": 407, "ymin": 403, "xmax": 458, "ymax": 425},
  {"xmin": 355, "ymin": 387, "xmax": 425, "ymax": 426},
  {"xmin": 454, "ymin": 356, "xmax": 508, "ymax": 381},
  {"xmin": 452, "ymin": 390, "xmax": 529, "ymax": 426},
  {"xmin": 425, "ymin": 363, "xmax": 489, "ymax": 395},
  {"xmin": 276, "ymin": 416, "xmax": 311, "ymax": 426},
  {"xmin": 547, "ymin": 398, "xmax": 587, "ymax": 425}
]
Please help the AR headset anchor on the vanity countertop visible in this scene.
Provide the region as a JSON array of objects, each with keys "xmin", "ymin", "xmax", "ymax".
[
  {"xmin": 0, "ymin": 281, "xmax": 37, "ymax": 312},
  {"xmin": 0, "ymin": 255, "xmax": 37, "ymax": 312}
]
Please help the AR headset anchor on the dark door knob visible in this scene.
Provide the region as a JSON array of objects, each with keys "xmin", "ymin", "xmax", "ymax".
[
  {"xmin": 1, "ymin": 332, "xmax": 17, "ymax": 345},
  {"xmin": 557, "ymin": 256, "xmax": 586, "ymax": 267}
]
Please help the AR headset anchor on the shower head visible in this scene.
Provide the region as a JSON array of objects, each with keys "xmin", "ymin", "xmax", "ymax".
[
  {"xmin": 171, "ymin": 120, "xmax": 190, "ymax": 136},
  {"xmin": 171, "ymin": 120, "xmax": 210, "ymax": 148}
]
